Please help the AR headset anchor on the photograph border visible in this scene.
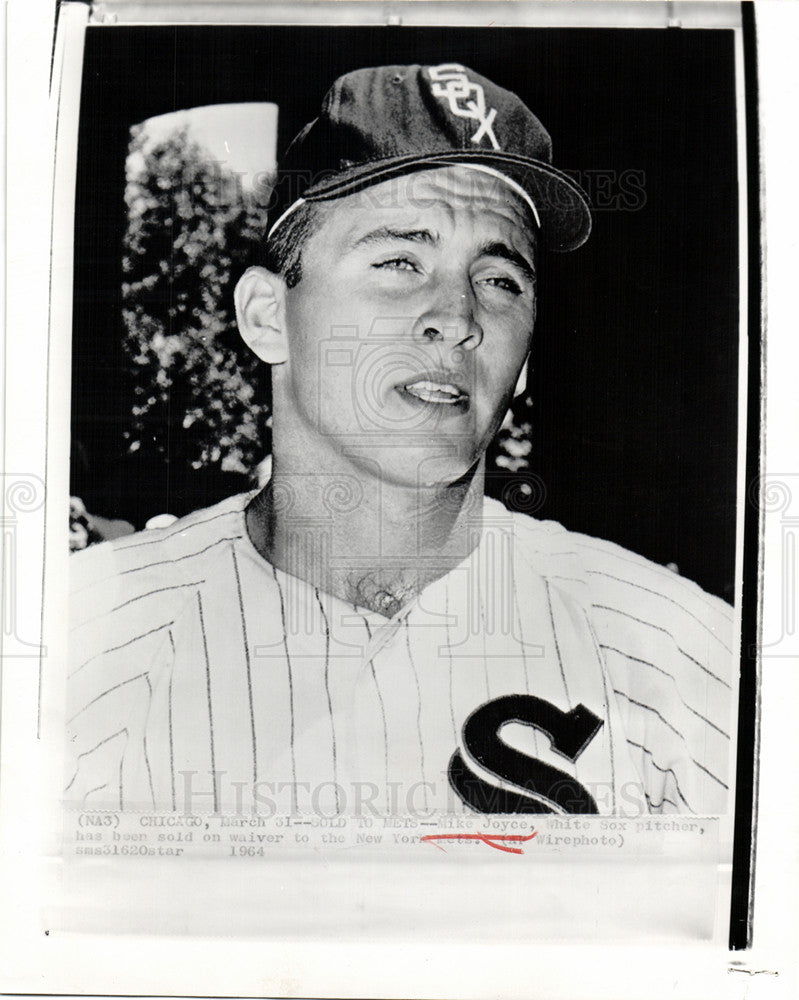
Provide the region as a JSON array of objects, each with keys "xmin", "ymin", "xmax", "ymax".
[{"xmin": 3, "ymin": 1, "xmax": 797, "ymax": 996}]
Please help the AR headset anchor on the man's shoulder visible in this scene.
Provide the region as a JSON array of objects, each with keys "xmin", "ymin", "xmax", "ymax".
[
  {"xmin": 71, "ymin": 492, "xmax": 252, "ymax": 587},
  {"xmin": 490, "ymin": 498, "xmax": 735, "ymax": 677},
  {"xmin": 490, "ymin": 497, "xmax": 733, "ymax": 621},
  {"xmin": 495, "ymin": 500, "xmax": 736, "ymax": 813},
  {"xmin": 69, "ymin": 491, "xmax": 255, "ymax": 640}
]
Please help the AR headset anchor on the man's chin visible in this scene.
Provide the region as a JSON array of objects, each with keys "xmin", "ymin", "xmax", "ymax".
[
  {"xmin": 318, "ymin": 432, "xmax": 486, "ymax": 491},
  {"xmin": 381, "ymin": 451, "xmax": 484, "ymax": 492}
]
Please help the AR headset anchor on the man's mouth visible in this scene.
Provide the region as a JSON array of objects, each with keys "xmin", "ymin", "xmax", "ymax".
[{"xmin": 398, "ymin": 375, "xmax": 470, "ymax": 409}]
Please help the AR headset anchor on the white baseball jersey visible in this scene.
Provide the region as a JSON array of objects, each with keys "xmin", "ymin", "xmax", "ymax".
[{"xmin": 66, "ymin": 492, "xmax": 735, "ymax": 816}]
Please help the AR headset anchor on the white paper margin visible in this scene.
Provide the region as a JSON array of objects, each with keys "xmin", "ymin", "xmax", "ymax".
[{"xmin": 1, "ymin": 1, "xmax": 797, "ymax": 997}]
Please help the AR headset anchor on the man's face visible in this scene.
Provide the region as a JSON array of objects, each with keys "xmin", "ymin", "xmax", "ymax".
[{"xmin": 275, "ymin": 165, "xmax": 537, "ymax": 487}]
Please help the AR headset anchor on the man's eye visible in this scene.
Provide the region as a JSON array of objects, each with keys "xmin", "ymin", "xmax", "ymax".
[
  {"xmin": 481, "ymin": 275, "xmax": 523, "ymax": 295},
  {"xmin": 372, "ymin": 257, "xmax": 419, "ymax": 272}
]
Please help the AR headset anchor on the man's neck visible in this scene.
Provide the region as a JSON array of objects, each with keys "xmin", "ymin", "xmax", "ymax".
[{"xmin": 245, "ymin": 450, "xmax": 485, "ymax": 618}]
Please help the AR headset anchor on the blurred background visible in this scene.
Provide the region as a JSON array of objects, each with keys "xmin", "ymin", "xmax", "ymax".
[{"xmin": 70, "ymin": 25, "xmax": 740, "ymax": 600}]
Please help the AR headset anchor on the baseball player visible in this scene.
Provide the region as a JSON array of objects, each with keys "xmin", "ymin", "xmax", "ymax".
[{"xmin": 67, "ymin": 63, "xmax": 735, "ymax": 817}]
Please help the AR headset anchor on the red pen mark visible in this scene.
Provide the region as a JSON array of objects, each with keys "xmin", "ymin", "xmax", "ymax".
[{"xmin": 420, "ymin": 831, "xmax": 538, "ymax": 855}]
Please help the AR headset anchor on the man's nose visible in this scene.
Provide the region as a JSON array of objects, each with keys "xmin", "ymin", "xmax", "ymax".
[{"xmin": 414, "ymin": 290, "xmax": 483, "ymax": 351}]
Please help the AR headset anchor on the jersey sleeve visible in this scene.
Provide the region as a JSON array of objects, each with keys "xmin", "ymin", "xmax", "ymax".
[
  {"xmin": 66, "ymin": 539, "xmax": 177, "ymax": 809},
  {"xmin": 574, "ymin": 535, "xmax": 736, "ymax": 814},
  {"xmin": 65, "ymin": 493, "xmax": 251, "ymax": 810}
]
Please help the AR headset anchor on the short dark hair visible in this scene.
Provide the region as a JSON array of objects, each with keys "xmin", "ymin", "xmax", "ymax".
[{"xmin": 262, "ymin": 201, "xmax": 324, "ymax": 288}]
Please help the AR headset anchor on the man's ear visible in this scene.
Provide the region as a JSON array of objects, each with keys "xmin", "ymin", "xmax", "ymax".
[{"xmin": 234, "ymin": 266, "xmax": 288, "ymax": 364}]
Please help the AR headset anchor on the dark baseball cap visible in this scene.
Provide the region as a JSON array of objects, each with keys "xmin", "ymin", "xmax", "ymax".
[{"xmin": 268, "ymin": 63, "xmax": 592, "ymax": 253}]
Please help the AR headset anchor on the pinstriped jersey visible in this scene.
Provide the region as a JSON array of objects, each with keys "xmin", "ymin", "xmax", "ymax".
[{"xmin": 66, "ymin": 492, "xmax": 736, "ymax": 816}]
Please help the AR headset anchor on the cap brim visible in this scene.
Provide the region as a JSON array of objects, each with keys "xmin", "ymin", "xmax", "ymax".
[{"xmin": 298, "ymin": 150, "xmax": 592, "ymax": 253}]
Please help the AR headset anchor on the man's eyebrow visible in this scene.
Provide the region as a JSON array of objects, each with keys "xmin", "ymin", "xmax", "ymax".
[
  {"xmin": 480, "ymin": 241, "xmax": 535, "ymax": 284},
  {"xmin": 346, "ymin": 229, "xmax": 536, "ymax": 281},
  {"xmin": 478, "ymin": 241, "xmax": 536, "ymax": 283},
  {"xmin": 349, "ymin": 227, "xmax": 438, "ymax": 250}
]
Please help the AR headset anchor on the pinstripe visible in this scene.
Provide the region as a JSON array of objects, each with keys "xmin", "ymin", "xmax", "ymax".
[
  {"xmin": 613, "ymin": 688, "xmax": 687, "ymax": 742},
  {"xmin": 71, "ymin": 583, "xmax": 204, "ymax": 635},
  {"xmin": 480, "ymin": 593, "xmax": 491, "ymax": 699},
  {"xmin": 596, "ymin": 641, "xmax": 617, "ymax": 813},
  {"xmin": 545, "ymin": 579, "xmax": 570, "ymax": 706},
  {"xmin": 72, "ymin": 530, "xmax": 237, "ymax": 599},
  {"xmin": 479, "ymin": 530, "xmax": 493, "ymax": 697},
  {"xmin": 167, "ymin": 629, "xmax": 176, "ymax": 810},
  {"xmin": 368, "ymin": 660, "xmax": 390, "ymax": 813},
  {"xmin": 143, "ymin": 675, "xmax": 156, "ymax": 809},
  {"xmin": 117, "ymin": 536, "xmax": 243, "ymax": 578},
  {"xmin": 582, "ymin": 612, "xmax": 617, "ymax": 812},
  {"xmin": 404, "ymin": 619, "xmax": 427, "ymax": 808},
  {"xmin": 546, "ymin": 574, "xmax": 589, "ymax": 587},
  {"xmin": 512, "ymin": 588, "xmax": 530, "ymax": 694},
  {"xmin": 114, "ymin": 508, "xmax": 241, "ymax": 550},
  {"xmin": 574, "ymin": 540, "xmax": 734, "ymax": 619},
  {"xmin": 196, "ymin": 592, "xmax": 218, "ymax": 813},
  {"xmin": 444, "ymin": 588, "xmax": 458, "ymax": 744},
  {"xmin": 645, "ymin": 792, "xmax": 678, "ymax": 811},
  {"xmin": 601, "ymin": 644, "xmax": 730, "ymax": 738},
  {"xmin": 627, "ymin": 739, "xmax": 693, "ymax": 811},
  {"xmin": 525, "ymin": 549, "xmax": 583, "ymax": 559},
  {"xmin": 360, "ymin": 611, "xmax": 390, "ymax": 813},
  {"xmin": 231, "ymin": 547, "xmax": 258, "ymax": 789},
  {"xmin": 512, "ymin": 562, "xmax": 540, "ymax": 757},
  {"xmin": 65, "ymin": 727, "xmax": 128, "ymax": 791},
  {"xmin": 315, "ymin": 588, "xmax": 340, "ymax": 812},
  {"xmin": 70, "ymin": 621, "xmax": 175, "ymax": 677},
  {"xmin": 272, "ymin": 566, "xmax": 297, "ymax": 812},
  {"xmin": 693, "ymin": 758, "xmax": 728, "ymax": 790},
  {"xmin": 683, "ymin": 704, "xmax": 729, "ymax": 740},
  {"xmin": 587, "ymin": 570, "xmax": 732, "ymax": 652},
  {"xmin": 68, "ymin": 673, "xmax": 149, "ymax": 726},
  {"xmin": 592, "ymin": 604, "xmax": 731, "ymax": 689}
]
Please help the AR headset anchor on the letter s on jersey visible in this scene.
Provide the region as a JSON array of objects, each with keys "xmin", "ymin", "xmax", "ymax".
[{"xmin": 449, "ymin": 695, "xmax": 604, "ymax": 813}]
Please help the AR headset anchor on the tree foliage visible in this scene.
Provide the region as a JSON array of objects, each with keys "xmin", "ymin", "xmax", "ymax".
[{"xmin": 122, "ymin": 124, "xmax": 271, "ymax": 478}]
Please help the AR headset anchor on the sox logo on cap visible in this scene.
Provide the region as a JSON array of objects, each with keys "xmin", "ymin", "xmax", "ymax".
[
  {"xmin": 427, "ymin": 63, "xmax": 501, "ymax": 150},
  {"xmin": 267, "ymin": 62, "xmax": 594, "ymax": 252}
]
